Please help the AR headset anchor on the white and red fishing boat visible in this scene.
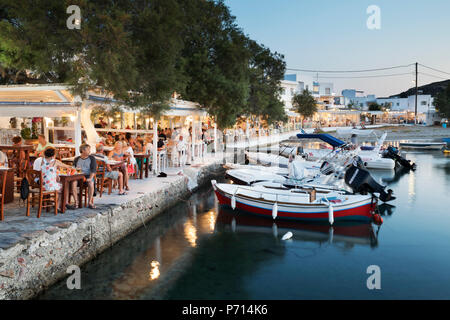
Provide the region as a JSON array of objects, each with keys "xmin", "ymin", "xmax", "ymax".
[{"xmin": 211, "ymin": 180, "xmax": 378, "ymax": 224}]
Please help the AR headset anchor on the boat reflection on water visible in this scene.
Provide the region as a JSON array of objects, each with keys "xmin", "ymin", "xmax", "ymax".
[
  {"xmin": 381, "ymin": 166, "xmax": 410, "ymax": 184},
  {"xmin": 215, "ymin": 206, "xmax": 380, "ymax": 248},
  {"xmin": 377, "ymin": 203, "xmax": 396, "ymax": 216}
]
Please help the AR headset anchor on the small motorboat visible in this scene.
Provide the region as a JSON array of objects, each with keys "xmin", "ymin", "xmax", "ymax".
[
  {"xmin": 212, "ymin": 180, "xmax": 378, "ymax": 224},
  {"xmin": 399, "ymin": 141, "xmax": 446, "ymax": 150}
]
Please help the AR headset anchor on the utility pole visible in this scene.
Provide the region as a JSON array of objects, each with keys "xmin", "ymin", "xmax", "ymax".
[{"xmin": 415, "ymin": 62, "xmax": 418, "ymax": 125}]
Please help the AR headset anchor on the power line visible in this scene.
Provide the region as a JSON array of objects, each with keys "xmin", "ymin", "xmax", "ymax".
[
  {"xmin": 317, "ymin": 72, "xmax": 413, "ymax": 79},
  {"xmin": 418, "ymin": 72, "xmax": 448, "ymax": 80},
  {"xmin": 419, "ymin": 64, "xmax": 450, "ymax": 76},
  {"xmin": 286, "ymin": 63, "xmax": 415, "ymax": 73}
]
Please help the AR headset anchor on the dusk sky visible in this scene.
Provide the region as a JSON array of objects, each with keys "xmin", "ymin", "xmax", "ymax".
[{"xmin": 225, "ymin": 0, "xmax": 450, "ymax": 97}]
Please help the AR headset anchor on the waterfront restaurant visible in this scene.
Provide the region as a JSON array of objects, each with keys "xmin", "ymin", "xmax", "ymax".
[{"xmin": 0, "ymin": 84, "xmax": 217, "ymax": 175}]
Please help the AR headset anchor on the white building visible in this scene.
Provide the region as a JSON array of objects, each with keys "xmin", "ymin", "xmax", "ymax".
[{"xmin": 280, "ymin": 76, "xmax": 304, "ymax": 112}]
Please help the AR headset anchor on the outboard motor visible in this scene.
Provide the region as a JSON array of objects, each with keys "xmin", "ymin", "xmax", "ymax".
[
  {"xmin": 344, "ymin": 165, "xmax": 395, "ymax": 202},
  {"xmin": 352, "ymin": 156, "xmax": 366, "ymax": 169},
  {"xmin": 382, "ymin": 146, "xmax": 416, "ymax": 171}
]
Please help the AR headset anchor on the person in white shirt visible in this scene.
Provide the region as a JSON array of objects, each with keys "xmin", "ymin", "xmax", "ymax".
[
  {"xmin": 33, "ymin": 157, "xmax": 43, "ymax": 171},
  {"xmin": 0, "ymin": 151, "xmax": 8, "ymax": 167}
]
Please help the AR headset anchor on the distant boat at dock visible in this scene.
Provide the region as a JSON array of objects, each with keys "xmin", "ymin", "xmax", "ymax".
[{"xmin": 399, "ymin": 141, "xmax": 446, "ymax": 150}]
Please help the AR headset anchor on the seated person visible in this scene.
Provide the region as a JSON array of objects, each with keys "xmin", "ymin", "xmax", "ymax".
[
  {"xmin": 0, "ymin": 150, "xmax": 8, "ymax": 167},
  {"xmin": 157, "ymin": 137, "xmax": 166, "ymax": 151},
  {"xmin": 35, "ymin": 134, "xmax": 54, "ymax": 157},
  {"xmin": 12, "ymin": 136, "xmax": 25, "ymax": 159},
  {"xmin": 72, "ymin": 144, "xmax": 97, "ymax": 209},
  {"xmin": 33, "ymin": 146, "xmax": 65, "ymax": 172},
  {"xmin": 94, "ymin": 144, "xmax": 126, "ymax": 195},
  {"xmin": 143, "ymin": 136, "xmax": 153, "ymax": 154},
  {"xmin": 39, "ymin": 147, "xmax": 73, "ymax": 211},
  {"xmin": 105, "ymin": 133, "xmax": 115, "ymax": 146},
  {"xmin": 108, "ymin": 141, "xmax": 130, "ymax": 191}
]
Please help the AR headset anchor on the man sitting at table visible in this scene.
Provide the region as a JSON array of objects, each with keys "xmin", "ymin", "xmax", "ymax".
[
  {"xmin": 35, "ymin": 134, "xmax": 54, "ymax": 157},
  {"xmin": 94, "ymin": 144, "xmax": 126, "ymax": 195},
  {"xmin": 72, "ymin": 144, "xmax": 97, "ymax": 209}
]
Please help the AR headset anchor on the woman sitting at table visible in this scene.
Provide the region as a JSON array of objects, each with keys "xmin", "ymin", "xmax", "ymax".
[
  {"xmin": 143, "ymin": 136, "xmax": 153, "ymax": 155},
  {"xmin": 11, "ymin": 136, "xmax": 25, "ymax": 160},
  {"xmin": 108, "ymin": 141, "xmax": 130, "ymax": 191},
  {"xmin": 40, "ymin": 147, "xmax": 72, "ymax": 211},
  {"xmin": 122, "ymin": 140, "xmax": 137, "ymax": 177}
]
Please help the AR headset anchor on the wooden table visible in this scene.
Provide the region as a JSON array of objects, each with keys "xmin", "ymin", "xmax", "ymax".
[
  {"xmin": 0, "ymin": 168, "xmax": 14, "ymax": 204},
  {"xmin": 134, "ymin": 153, "xmax": 150, "ymax": 179},
  {"xmin": 59, "ymin": 174, "xmax": 86, "ymax": 213}
]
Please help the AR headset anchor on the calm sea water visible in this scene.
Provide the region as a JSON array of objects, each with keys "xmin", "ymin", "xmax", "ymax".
[{"xmin": 38, "ymin": 151, "xmax": 450, "ymax": 300}]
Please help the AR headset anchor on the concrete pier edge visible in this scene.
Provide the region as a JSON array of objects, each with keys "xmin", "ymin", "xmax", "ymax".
[{"xmin": 0, "ymin": 160, "xmax": 224, "ymax": 300}]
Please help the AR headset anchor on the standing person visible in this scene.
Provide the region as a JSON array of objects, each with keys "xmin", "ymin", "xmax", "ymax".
[
  {"xmin": 94, "ymin": 144, "xmax": 126, "ymax": 195},
  {"xmin": 72, "ymin": 144, "xmax": 97, "ymax": 209},
  {"xmin": 35, "ymin": 134, "xmax": 53, "ymax": 157}
]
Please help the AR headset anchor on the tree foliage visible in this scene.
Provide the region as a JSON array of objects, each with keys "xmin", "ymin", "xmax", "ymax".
[
  {"xmin": 292, "ymin": 89, "xmax": 317, "ymax": 120},
  {"xmin": 0, "ymin": 0, "xmax": 286, "ymax": 127},
  {"xmin": 435, "ymin": 83, "xmax": 450, "ymax": 119},
  {"xmin": 368, "ymin": 102, "xmax": 382, "ymax": 111},
  {"xmin": 245, "ymin": 40, "xmax": 286, "ymax": 125}
]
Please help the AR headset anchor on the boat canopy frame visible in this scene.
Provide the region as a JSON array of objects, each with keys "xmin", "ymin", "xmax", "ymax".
[{"xmin": 295, "ymin": 133, "xmax": 346, "ymax": 148}]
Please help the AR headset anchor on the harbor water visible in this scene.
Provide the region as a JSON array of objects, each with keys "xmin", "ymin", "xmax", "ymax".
[{"xmin": 38, "ymin": 150, "xmax": 450, "ymax": 299}]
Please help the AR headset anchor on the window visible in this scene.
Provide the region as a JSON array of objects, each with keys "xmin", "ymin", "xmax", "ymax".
[
  {"xmin": 325, "ymin": 88, "xmax": 331, "ymax": 95},
  {"xmin": 397, "ymin": 103, "xmax": 400, "ymax": 106},
  {"xmin": 421, "ymin": 101, "xmax": 427, "ymax": 106}
]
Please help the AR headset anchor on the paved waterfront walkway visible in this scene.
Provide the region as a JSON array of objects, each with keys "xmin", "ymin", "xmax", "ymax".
[
  {"xmin": 0, "ymin": 156, "xmax": 223, "ymax": 251},
  {"xmin": 225, "ymin": 124, "xmax": 397, "ymax": 149}
]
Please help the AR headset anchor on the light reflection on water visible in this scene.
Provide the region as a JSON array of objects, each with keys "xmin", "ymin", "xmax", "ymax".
[{"xmin": 38, "ymin": 151, "xmax": 450, "ymax": 300}]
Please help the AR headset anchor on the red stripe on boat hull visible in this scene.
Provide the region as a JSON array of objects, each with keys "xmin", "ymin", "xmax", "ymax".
[{"xmin": 214, "ymin": 189, "xmax": 375, "ymax": 222}]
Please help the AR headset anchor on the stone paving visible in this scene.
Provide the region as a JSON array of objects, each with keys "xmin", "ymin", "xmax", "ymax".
[{"xmin": 0, "ymin": 158, "xmax": 221, "ymax": 251}]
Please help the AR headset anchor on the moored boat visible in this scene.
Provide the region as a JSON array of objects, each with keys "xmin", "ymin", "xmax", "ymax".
[
  {"xmin": 399, "ymin": 141, "xmax": 446, "ymax": 150},
  {"xmin": 211, "ymin": 180, "xmax": 378, "ymax": 224}
]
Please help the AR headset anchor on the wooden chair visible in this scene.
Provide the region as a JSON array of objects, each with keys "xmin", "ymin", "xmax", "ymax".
[
  {"xmin": 57, "ymin": 147, "xmax": 75, "ymax": 161},
  {"xmin": 96, "ymin": 160, "xmax": 112, "ymax": 197},
  {"xmin": 6, "ymin": 150, "xmax": 28, "ymax": 192},
  {"xmin": 25, "ymin": 169, "xmax": 58, "ymax": 218},
  {"xmin": 0, "ymin": 170, "xmax": 7, "ymax": 221}
]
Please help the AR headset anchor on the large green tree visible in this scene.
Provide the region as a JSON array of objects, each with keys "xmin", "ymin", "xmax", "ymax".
[
  {"xmin": 0, "ymin": 0, "xmax": 287, "ymax": 127},
  {"xmin": 245, "ymin": 40, "xmax": 286, "ymax": 125},
  {"xmin": 435, "ymin": 83, "xmax": 450, "ymax": 119},
  {"xmin": 292, "ymin": 89, "xmax": 317, "ymax": 124},
  {"xmin": 0, "ymin": 0, "xmax": 183, "ymax": 115},
  {"xmin": 179, "ymin": 0, "xmax": 251, "ymax": 128}
]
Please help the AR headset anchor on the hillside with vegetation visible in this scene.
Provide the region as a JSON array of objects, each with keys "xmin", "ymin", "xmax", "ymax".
[{"xmin": 389, "ymin": 79, "xmax": 450, "ymax": 98}]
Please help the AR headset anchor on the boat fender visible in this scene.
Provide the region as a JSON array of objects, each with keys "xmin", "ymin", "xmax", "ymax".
[
  {"xmin": 231, "ymin": 194, "xmax": 236, "ymax": 210},
  {"xmin": 373, "ymin": 213, "xmax": 383, "ymax": 225},
  {"xmin": 281, "ymin": 231, "xmax": 293, "ymax": 241},
  {"xmin": 328, "ymin": 203, "xmax": 334, "ymax": 225},
  {"xmin": 272, "ymin": 202, "xmax": 278, "ymax": 220}
]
